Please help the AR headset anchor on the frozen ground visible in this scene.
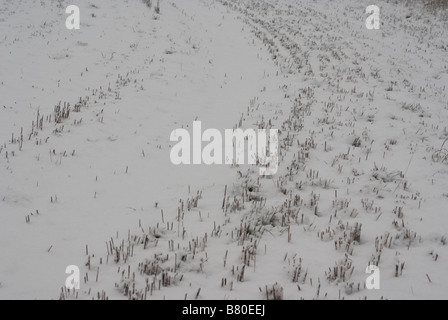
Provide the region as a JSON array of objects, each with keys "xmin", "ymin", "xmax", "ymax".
[{"xmin": 0, "ymin": 0, "xmax": 447, "ymax": 300}]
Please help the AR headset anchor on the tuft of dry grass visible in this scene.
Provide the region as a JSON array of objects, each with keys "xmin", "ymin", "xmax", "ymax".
[
  {"xmin": 425, "ymin": 0, "xmax": 448, "ymax": 12},
  {"xmin": 142, "ymin": 0, "xmax": 160, "ymax": 14},
  {"xmin": 432, "ymin": 138, "xmax": 448, "ymax": 163}
]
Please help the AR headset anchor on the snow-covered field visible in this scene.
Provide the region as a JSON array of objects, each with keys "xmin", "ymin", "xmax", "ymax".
[{"xmin": 0, "ymin": 0, "xmax": 447, "ymax": 300}]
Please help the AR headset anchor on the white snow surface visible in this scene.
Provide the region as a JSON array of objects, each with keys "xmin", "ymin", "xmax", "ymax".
[{"xmin": 0, "ymin": 0, "xmax": 448, "ymax": 300}]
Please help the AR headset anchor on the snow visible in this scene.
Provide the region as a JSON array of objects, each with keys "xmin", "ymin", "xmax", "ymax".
[{"xmin": 0, "ymin": 0, "xmax": 447, "ymax": 300}]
